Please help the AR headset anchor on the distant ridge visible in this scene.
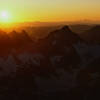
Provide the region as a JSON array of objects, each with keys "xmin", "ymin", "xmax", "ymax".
[
  {"xmin": 37, "ymin": 25, "xmax": 81, "ymax": 54},
  {"xmin": 81, "ymin": 25, "xmax": 100, "ymax": 44},
  {"xmin": 47, "ymin": 25, "xmax": 81, "ymax": 45}
]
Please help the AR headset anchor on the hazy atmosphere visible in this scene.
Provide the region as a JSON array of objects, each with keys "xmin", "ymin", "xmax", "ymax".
[
  {"xmin": 0, "ymin": 0, "xmax": 100, "ymax": 23},
  {"xmin": 0, "ymin": 0, "xmax": 100, "ymax": 100}
]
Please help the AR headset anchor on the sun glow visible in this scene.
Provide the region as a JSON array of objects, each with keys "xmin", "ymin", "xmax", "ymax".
[{"xmin": 0, "ymin": 11, "xmax": 12, "ymax": 23}]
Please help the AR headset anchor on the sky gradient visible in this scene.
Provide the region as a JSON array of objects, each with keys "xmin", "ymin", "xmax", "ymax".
[{"xmin": 0, "ymin": 0, "xmax": 100, "ymax": 23}]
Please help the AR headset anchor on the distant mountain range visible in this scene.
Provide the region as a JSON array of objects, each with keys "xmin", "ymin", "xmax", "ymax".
[
  {"xmin": 0, "ymin": 25, "xmax": 99, "ymax": 75},
  {"xmin": 0, "ymin": 25, "xmax": 100, "ymax": 99}
]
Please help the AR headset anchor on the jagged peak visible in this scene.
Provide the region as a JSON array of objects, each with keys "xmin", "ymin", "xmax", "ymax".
[
  {"xmin": 62, "ymin": 25, "xmax": 70, "ymax": 29},
  {"xmin": 21, "ymin": 30, "xmax": 27, "ymax": 34},
  {"xmin": 10, "ymin": 30, "xmax": 18, "ymax": 34},
  {"xmin": 61, "ymin": 25, "xmax": 72, "ymax": 32}
]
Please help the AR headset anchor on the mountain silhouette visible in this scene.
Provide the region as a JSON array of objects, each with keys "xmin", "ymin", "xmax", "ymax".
[
  {"xmin": 0, "ymin": 30, "xmax": 11, "ymax": 46},
  {"xmin": 0, "ymin": 30, "xmax": 12, "ymax": 56},
  {"xmin": 47, "ymin": 25, "xmax": 80, "ymax": 45},
  {"xmin": 38, "ymin": 25, "xmax": 81, "ymax": 54},
  {"xmin": 0, "ymin": 25, "xmax": 100, "ymax": 100},
  {"xmin": 9, "ymin": 30, "xmax": 33, "ymax": 48}
]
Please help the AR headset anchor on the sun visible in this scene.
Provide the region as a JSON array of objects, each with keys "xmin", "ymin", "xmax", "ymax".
[
  {"xmin": 2, "ymin": 11, "xmax": 8, "ymax": 18},
  {"xmin": 0, "ymin": 11, "xmax": 11, "ymax": 23}
]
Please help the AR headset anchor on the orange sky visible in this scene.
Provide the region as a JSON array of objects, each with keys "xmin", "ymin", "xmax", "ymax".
[{"xmin": 0, "ymin": 0, "xmax": 100, "ymax": 23}]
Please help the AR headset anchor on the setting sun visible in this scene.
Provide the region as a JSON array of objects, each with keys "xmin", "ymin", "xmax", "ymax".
[{"xmin": 0, "ymin": 11, "xmax": 11, "ymax": 23}]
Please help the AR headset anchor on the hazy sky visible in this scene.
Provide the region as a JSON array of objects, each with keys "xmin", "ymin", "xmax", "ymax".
[{"xmin": 0, "ymin": 0, "xmax": 100, "ymax": 22}]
